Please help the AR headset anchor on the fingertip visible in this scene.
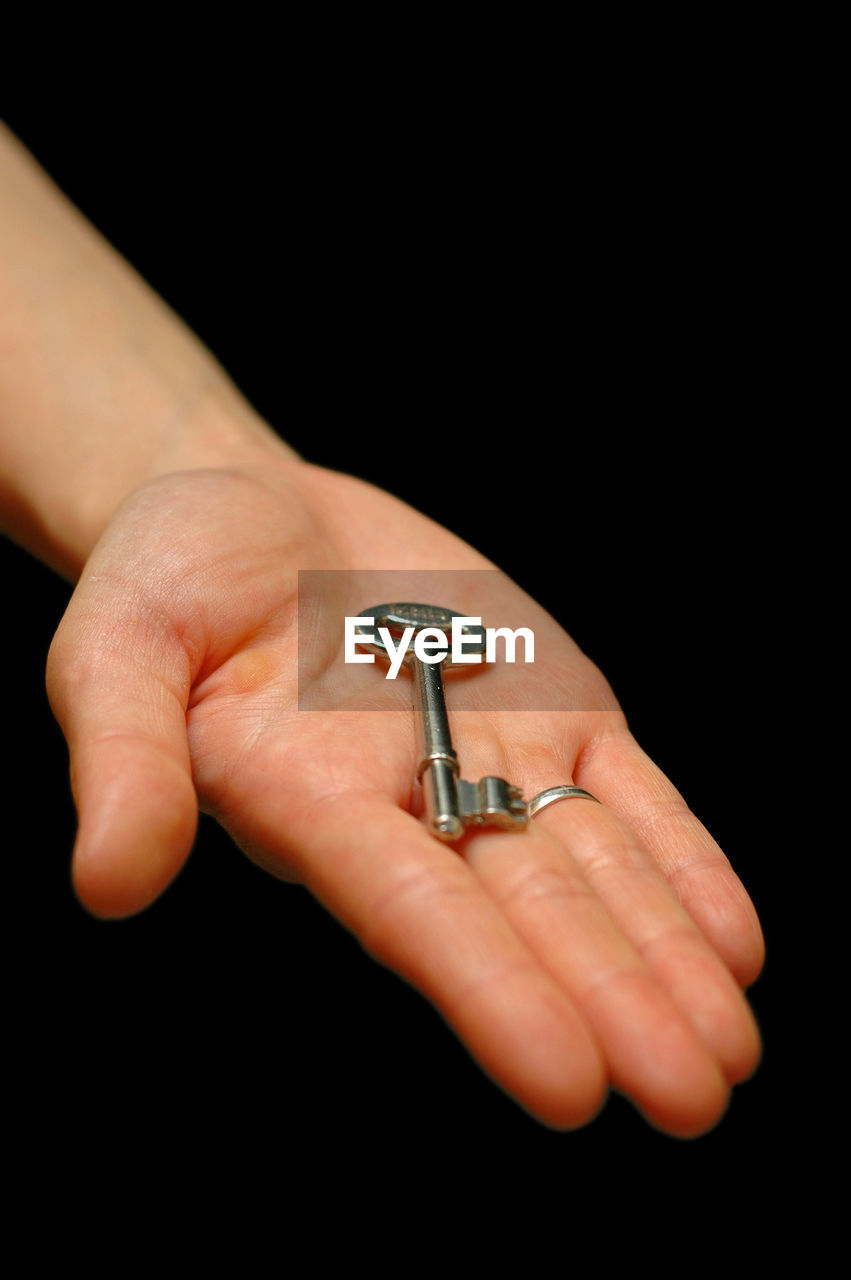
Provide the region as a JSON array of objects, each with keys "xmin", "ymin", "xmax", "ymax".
[
  {"xmin": 640, "ymin": 1083, "xmax": 731, "ymax": 1141},
  {"xmin": 463, "ymin": 978, "xmax": 609, "ymax": 1133},
  {"xmin": 730, "ymin": 925, "xmax": 767, "ymax": 992},
  {"xmin": 633, "ymin": 1059, "xmax": 731, "ymax": 1140},
  {"xmin": 71, "ymin": 755, "xmax": 198, "ymax": 918},
  {"xmin": 677, "ymin": 867, "xmax": 767, "ymax": 990},
  {"xmin": 511, "ymin": 1042, "xmax": 609, "ymax": 1134},
  {"xmin": 527, "ymin": 1065, "xmax": 609, "ymax": 1133},
  {"xmin": 709, "ymin": 992, "xmax": 763, "ymax": 1088}
]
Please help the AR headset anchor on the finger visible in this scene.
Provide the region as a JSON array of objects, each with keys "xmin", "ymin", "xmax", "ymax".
[
  {"xmin": 575, "ymin": 726, "xmax": 765, "ymax": 987},
  {"xmin": 461, "ymin": 820, "xmax": 733, "ymax": 1138},
  {"xmin": 214, "ymin": 783, "xmax": 608, "ymax": 1131},
  {"xmin": 529, "ymin": 800, "xmax": 761, "ymax": 1084},
  {"xmin": 457, "ymin": 717, "xmax": 760, "ymax": 1088},
  {"xmin": 46, "ymin": 587, "xmax": 197, "ymax": 918}
]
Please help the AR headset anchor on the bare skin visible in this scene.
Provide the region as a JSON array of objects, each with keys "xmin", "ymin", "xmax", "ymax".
[{"xmin": 0, "ymin": 122, "xmax": 764, "ymax": 1137}]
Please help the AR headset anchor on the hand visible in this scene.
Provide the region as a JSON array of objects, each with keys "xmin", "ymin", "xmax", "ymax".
[{"xmin": 46, "ymin": 456, "xmax": 764, "ymax": 1137}]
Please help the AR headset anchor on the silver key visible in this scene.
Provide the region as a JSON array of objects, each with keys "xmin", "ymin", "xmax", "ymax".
[{"xmin": 356, "ymin": 603, "xmax": 529, "ymax": 841}]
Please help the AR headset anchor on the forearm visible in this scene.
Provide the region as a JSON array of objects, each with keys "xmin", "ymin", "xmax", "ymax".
[{"xmin": 0, "ymin": 122, "xmax": 296, "ymax": 579}]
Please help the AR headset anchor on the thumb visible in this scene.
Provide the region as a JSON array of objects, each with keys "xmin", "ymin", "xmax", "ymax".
[{"xmin": 46, "ymin": 577, "xmax": 198, "ymax": 918}]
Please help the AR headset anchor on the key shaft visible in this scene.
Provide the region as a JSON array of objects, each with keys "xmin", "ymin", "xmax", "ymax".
[{"xmin": 413, "ymin": 656, "xmax": 463, "ymax": 840}]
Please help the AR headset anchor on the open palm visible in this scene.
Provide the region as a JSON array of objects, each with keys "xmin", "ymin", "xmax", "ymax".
[{"xmin": 47, "ymin": 458, "xmax": 763, "ymax": 1136}]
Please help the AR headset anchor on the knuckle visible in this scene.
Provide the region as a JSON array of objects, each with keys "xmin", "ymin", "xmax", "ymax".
[
  {"xmin": 630, "ymin": 796, "xmax": 698, "ymax": 843},
  {"xmin": 581, "ymin": 831, "xmax": 648, "ymax": 880},
  {"xmin": 359, "ymin": 861, "xmax": 470, "ymax": 961},
  {"xmin": 495, "ymin": 857, "xmax": 593, "ymax": 913}
]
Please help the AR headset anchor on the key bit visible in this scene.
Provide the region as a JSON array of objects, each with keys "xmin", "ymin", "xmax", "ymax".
[{"xmin": 457, "ymin": 778, "xmax": 528, "ymax": 831}]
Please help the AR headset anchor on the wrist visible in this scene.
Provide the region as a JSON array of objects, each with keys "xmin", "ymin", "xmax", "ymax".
[{"xmin": 1, "ymin": 376, "xmax": 299, "ymax": 580}]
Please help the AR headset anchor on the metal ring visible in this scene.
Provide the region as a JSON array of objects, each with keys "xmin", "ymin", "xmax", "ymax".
[
  {"xmin": 527, "ymin": 785, "xmax": 600, "ymax": 818},
  {"xmin": 416, "ymin": 751, "xmax": 460, "ymax": 781}
]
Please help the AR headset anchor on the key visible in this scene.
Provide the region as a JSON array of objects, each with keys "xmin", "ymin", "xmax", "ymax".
[
  {"xmin": 356, "ymin": 603, "xmax": 529, "ymax": 841},
  {"xmin": 456, "ymin": 776, "xmax": 527, "ymax": 832}
]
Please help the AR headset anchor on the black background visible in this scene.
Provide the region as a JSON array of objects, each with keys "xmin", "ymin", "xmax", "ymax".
[{"xmin": 2, "ymin": 98, "xmax": 793, "ymax": 1234}]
